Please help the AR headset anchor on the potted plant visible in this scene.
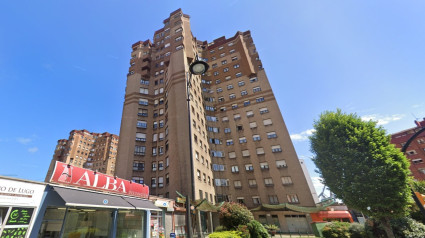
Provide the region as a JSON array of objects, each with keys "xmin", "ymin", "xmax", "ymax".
[{"xmin": 264, "ymin": 224, "xmax": 279, "ymax": 236}]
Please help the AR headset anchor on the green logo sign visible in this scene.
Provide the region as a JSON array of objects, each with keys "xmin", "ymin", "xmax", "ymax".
[{"xmin": 6, "ymin": 207, "xmax": 34, "ymax": 226}]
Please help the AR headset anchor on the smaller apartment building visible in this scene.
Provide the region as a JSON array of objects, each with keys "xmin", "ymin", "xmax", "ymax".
[{"xmin": 45, "ymin": 129, "xmax": 119, "ymax": 180}]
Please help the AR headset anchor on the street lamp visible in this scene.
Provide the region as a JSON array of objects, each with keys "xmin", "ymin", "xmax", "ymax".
[{"xmin": 185, "ymin": 55, "xmax": 208, "ymax": 238}]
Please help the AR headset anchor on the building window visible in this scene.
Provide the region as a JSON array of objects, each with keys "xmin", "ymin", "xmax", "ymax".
[
  {"xmin": 220, "ymin": 53, "xmax": 225, "ymax": 57},
  {"xmin": 233, "ymin": 64, "xmax": 240, "ymax": 69},
  {"xmin": 133, "ymin": 162, "xmax": 144, "ymax": 171},
  {"xmin": 234, "ymin": 114, "xmax": 241, "ymax": 120},
  {"xmin": 134, "ymin": 146, "xmax": 146, "ymax": 155},
  {"xmin": 253, "ymin": 86, "xmax": 261, "ymax": 93},
  {"xmin": 152, "ymin": 147, "xmax": 157, "ymax": 156},
  {"xmin": 252, "ymin": 196, "xmax": 261, "ymax": 205},
  {"xmin": 267, "ymin": 131, "xmax": 277, "ymax": 139},
  {"xmin": 166, "ymin": 173, "xmax": 169, "ymax": 184},
  {"xmin": 229, "ymin": 93, "xmax": 236, "ymax": 99},
  {"xmin": 407, "ymin": 150, "xmax": 417, "ymax": 155},
  {"xmin": 221, "ymin": 60, "xmax": 227, "ymax": 65},
  {"xmin": 234, "ymin": 180, "xmax": 242, "ymax": 188},
  {"xmin": 264, "ymin": 178, "xmax": 273, "ymax": 186},
  {"xmin": 237, "ymin": 197, "xmax": 245, "ymax": 204},
  {"xmin": 227, "ymin": 84, "xmax": 234, "ymax": 90},
  {"xmin": 152, "ymin": 162, "xmax": 157, "ymax": 171},
  {"xmin": 260, "ymin": 162, "xmax": 269, "ymax": 170},
  {"xmin": 260, "ymin": 107, "xmax": 269, "ymax": 114},
  {"xmin": 132, "ymin": 176, "xmax": 144, "ymax": 184},
  {"xmin": 158, "ymin": 161, "xmax": 164, "ymax": 171},
  {"xmin": 412, "ymin": 159, "xmax": 423, "ymax": 164},
  {"xmin": 276, "ymin": 160, "xmax": 287, "ymax": 168},
  {"xmin": 263, "ymin": 119, "xmax": 273, "ymax": 126},
  {"xmin": 226, "ymin": 139, "xmax": 234, "ymax": 146},
  {"xmin": 282, "ymin": 176, "xmax": 293, "ymax": 185},
  {"xmin": 175, "ymin": 45, "xmax": 184, "ymax": 50},
  {"xmin": 287, "ymin": 194, "xmax": 299, "ymax": 203},
  {"xmin": 215, "ymin": 179, "xmax": 229, "ymax": 187},
  {"xmin": 248, "ymin": 179, "xmax": 257, "ymax": 187},
  {"xmin": 239, "ymin": 137, "xmax": 247, "ymax": 144},
  {"xmin": 136, "ymin": 133, "xmax": 146, "ymax": 142},
  {"xmin": 246, "ymin": 111, "xmax": 254, "ymax": 117},
  {"xmin": 229, "ymin": 151, "xmax": 236, "ymax": 159},
  {"xmin": 256, "ymin": 147, "xmax": 265, "ymax": 155},
  {"xmin": 222, "ymin": 116, "xmax": 229, "ymax": 122},
  {"xmin": 256, "ymin": 97, "xmax": 265, "ymax": 103},
  {"xmin": 269, "ymin": 195, "xmax": 279, "ymax": 204},
  {"xmin": 217, "ymin": 88, "xmax": 223, "ymax": 93},
  {"xmin": 241, "ymin": 90, "xmax": 248, "ymax": 96},
  {"xmin": 225, "ymin": 76, "xmax": 232, "ymax": 81},
  {"xmin": 242, "ymin": 150, "xmax": 250, "ymax": 157},
  {"xmin": 164, "ymin": 43, "xmax": 171, "ymax": 48},
  {"xmin": 238, "ymin": 81, "xmax": 245, "ymax": 87},
  {"xmin": 224, "ymin": 128, "xmax": 231, "ymax": 133},
  {"xmin": 250, "ymin": 77, "xmax": 258, "ymax": 83},
  {"xmin": 272, "ymin": 145, "xmax": 282, "ymax": 153},
  {"xmin": 175, "ymin": 36, "xmax": 183, "ymax": 41},
  {"xmin": 244, "ymin": 100, "xmax": 250, "ymax": 106},
  {"xmin": 253, "ymin": 135, "xmax": 261, "ymax": 141},
  {"xmin": 140, "ymin": 88, "xmax": 149, "ymax": 94},
  {"xmin": 231, "ymin": 56, "xmax": 238, "ymax": 61},
  {"xmin": 231, "ymin": 166, "xmax": 239, "ymax": 173},
  {"xmin": 223, "ymin": 67, "xmax": 229, "ymax": 72},
  {"xmin": 175, "ymin": 27, "xmax": 182, "ymax": 33},
  {"xmin": 249, "ymin": 122, "xmax": 257, "ymax": 129},
  {"xmin": 236, "ymin": 72, "xmax": 242, "ymax": 77},
  {"xmin": 151, "ymin": 178, "xmax": 157, "ymax": 188},
  {"xmin": 212, "ymin": 63, "xmax": 218, "ymax": 68},
  {"xmin": 158, "ymin": 177, "xmax": 164, "ymax": 188},
  {"xmin": 232, "ymin": 104, "xmax": 238, "ymax": 109},
  {"xmin": 245, "ymin": 164, "xmax": 254, "ymax": 171},
  {"xmin": 139, "ymin": 98, "xmax": 148, "ymax": 106}
]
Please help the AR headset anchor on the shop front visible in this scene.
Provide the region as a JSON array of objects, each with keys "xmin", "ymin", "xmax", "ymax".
[
  {"xmin": 0, "ymin": 177, "xmax": 46, "ymax": 238},
  {"xmin": 31, "ymin": 162, "xmax": 160, "ymax": 238}
]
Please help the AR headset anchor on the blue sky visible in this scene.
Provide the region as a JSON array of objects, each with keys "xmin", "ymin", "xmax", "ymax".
[{"xmin": 1, "ymin": 1, "xmax": 424, "ymax": 194}]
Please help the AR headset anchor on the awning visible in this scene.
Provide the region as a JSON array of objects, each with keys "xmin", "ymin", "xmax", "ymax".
[
  {"xmin": 123, "ymin": 197, "xmax": 161, "ymax": 211},
  {"xmin": 53, "ymin": 186, "xmax": 158, "ymax": 210}
]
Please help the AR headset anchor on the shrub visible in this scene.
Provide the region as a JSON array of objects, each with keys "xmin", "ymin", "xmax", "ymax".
[
  {"xmin": 322, "ymin": 222, "xmax": 351, "ymax": 238},
  {"xmin": 365, "ymin": 217, "xmax": 425, "ymax": 238},
  {"xmin": 208, "ymin": 230, "xmax": 242, "ymax": 238},
  {"xmin": 247, "ymin": 220, "xmax": 268, "ymax": 238},
  {"xmin": 219, "ymin": 202, "xmax": 254, "ymax": 230},
  {"xmin": 237, "ymin": 225, "xmax": 250, "ymax": 238},
  {"xmin": 215, "ymin": 226, "xmax": 227, "ymax": 232},
  {"xmin": 349, "ymin": 223, "xmax": 366, "ymax": 238}
]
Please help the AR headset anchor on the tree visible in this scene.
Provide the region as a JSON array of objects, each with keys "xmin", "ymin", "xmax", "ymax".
[
  {"xmin": 219, "ymin": 202, "xmax": 254, "ymax": 230},
  {"xmin": 309, "ymin": 110, "xmax": 412, "ymax": 238}
]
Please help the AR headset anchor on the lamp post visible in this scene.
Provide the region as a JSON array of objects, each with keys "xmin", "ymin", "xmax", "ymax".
[
  {"xmin": 185, "ymin": 56, "xmax": 209, "ymax": 238},
  {"xmin": 400, "ymin": 121, "xmax": 425, "ymax": 218}
]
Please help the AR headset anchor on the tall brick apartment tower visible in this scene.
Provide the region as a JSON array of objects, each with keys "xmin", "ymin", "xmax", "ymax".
[
  {"xmin": 116, "ymin": 9, "xmax": 318, "ymax": 232},
  {"xmin": 45, "ymin": 129, "xmax": 119, "ymax": 180}
]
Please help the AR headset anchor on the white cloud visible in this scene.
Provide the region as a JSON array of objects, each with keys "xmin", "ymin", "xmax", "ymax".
[
  {"xmin": 17, "ymin": 137, "xmax": 32, "ymax": 145},
  {"xmin": 28, "ymin": 147, "xmax": 38, "ymax": 153},
  {"xmin": 290, "ymin": 129, "xmax": 316, "ymax": 142},
  {"xmin": 361, "ymin": 114, "xmax": 404, "ymax": 125}
]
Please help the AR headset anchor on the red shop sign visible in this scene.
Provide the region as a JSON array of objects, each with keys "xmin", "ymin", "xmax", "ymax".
[{"xmin": 49, "ymin": 161, "xmax": 149, "ymax": 199}]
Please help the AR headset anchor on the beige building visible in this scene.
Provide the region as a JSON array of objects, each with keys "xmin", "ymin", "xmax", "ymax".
[
  {"xmin": 45, "ymin": 129, "xmax": 119, "ymax": 180},
  {"xmin": 116, "ymin": 9, "xmax": 318, "ymax": 233}
]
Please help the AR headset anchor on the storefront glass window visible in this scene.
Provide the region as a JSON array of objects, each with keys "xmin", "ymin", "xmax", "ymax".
[
  {"xmin": 62, "ymin": 208, "xmax": 113, "ymax": 238},
  {"xmin": 37, "ymin": 207, "xmax": 66, "ymax": 238},
  {"xmin": 116, "ymin": 210, "xmax": 145, "ymax": 238},
  {"xmin": 150, "ymin": 211, "xmax": 164, "ymax": 238},
  {"xmin": 0, "ymin": 207, "xmax": 8, "ymax": 226}
]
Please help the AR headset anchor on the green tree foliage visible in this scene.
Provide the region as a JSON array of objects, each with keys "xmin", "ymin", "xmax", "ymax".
[
  {"xmin": 412, "ymin": 180, "xmax": 425, "ymax": 194},
  {"xmin": 322, "ymin": 222, "xmax": 351, "ymax": 238},
  {"xmin": 246, "ymin": 220, "xmax": 268, "ymax": 238},
  {"xmin": 219, "ymin": 202, "xmax": 254, "ymax": 230},
  {"xmin": 365, "ymin": 217, "xmax": 425, "ymax": 238},
  {"xmin": 310, "ymin": 110, "xmax": 412, "ymax": 237}
]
